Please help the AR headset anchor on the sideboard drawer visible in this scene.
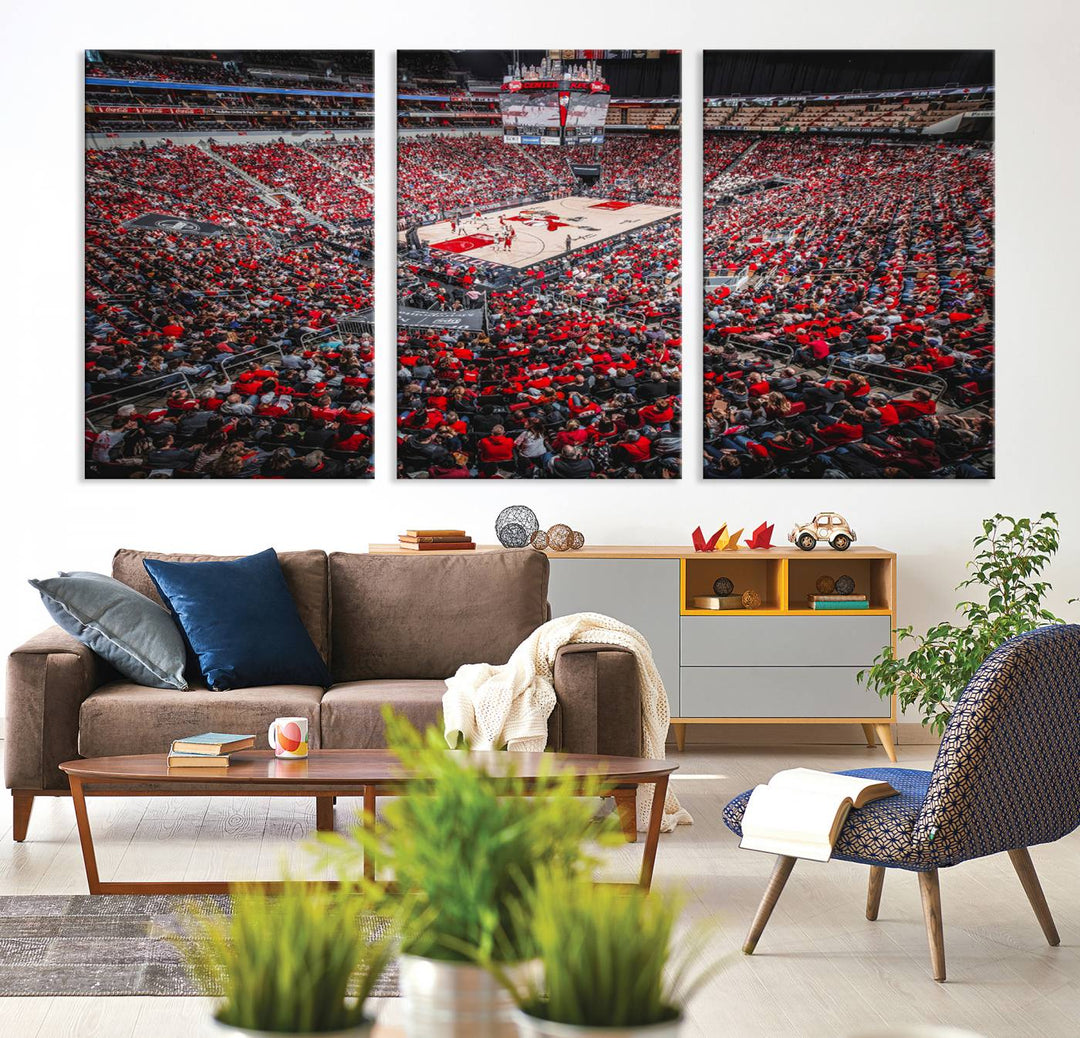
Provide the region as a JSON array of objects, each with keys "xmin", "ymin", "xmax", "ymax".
[
  {"xmin": 680, "ymin": 615, "xmax": 891, "ymax": 668},
  {"xmin": 680, "ymin": 666, "xmax": 891, "ymax": 719}
]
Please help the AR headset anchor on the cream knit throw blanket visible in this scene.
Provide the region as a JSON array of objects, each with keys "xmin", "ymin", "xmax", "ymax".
[{"xmin": 442, "ymin": 611, "xmax": 692, "ymax": 833}]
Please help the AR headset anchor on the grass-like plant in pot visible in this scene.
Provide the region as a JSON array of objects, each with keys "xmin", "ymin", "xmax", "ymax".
[
  {"xmin": 860, "ymin": 513, "xmax": 1071, "ymax": 734},
  {"xmin": 502, "ymin": 870, "xmax": 721, "ymax": 1037},
  {"xmin": 313, "ymin": 709, "xmax": 621, "ymax": 1038},
  {"xmin": 174, "ymin": 881, "xmax": 393, "ymax": 1037}
]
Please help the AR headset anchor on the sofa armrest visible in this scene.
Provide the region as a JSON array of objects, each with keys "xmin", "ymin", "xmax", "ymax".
[
  {"xmin": 5, "ymin": 626, "xmax": 107, "ymax": 791},
  {"xmin": 552, "ymin": 643, "xmax": 641, "ymax": 758}
]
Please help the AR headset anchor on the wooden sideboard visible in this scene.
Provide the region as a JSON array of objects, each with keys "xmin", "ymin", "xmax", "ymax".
[{"xmin": 367, "ymin": 544, "xmax": 898, "ymax": 760}]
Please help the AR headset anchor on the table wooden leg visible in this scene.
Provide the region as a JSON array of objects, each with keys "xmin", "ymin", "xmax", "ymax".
[
  {"xmin": 672, "ymin": 723, "xmax": 687, "ymax": 752},
  {"xmin": 612, "ymin": 788, "xmax": 638, "ymax": 844},
  {"xmin": 363, "ymin": 785, "xmax": 376, "ymax": 881},
  {"xmin": 69, "ymin": 778, "xmax": 102, "ymax": 895},
  {"xmin": 638, "ymin": 775, "xmax": 668, "ymax": 890},
  {"xmin": 315, "ymin": 796, "xmax": 334, "ymax": 832},
  {"xmin": 860, "ymin": 724, "xmax": 877, "ymax": 749}
]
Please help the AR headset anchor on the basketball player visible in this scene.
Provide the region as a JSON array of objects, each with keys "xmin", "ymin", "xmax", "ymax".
[{"xmin": 565, "ymin": 233, "xmax": 573, "ymax": 253}]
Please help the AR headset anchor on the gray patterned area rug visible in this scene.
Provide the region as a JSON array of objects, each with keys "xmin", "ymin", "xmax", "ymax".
[{"xmin": 0, "ymin": 895, "xmax": 399, "ymax": 997}]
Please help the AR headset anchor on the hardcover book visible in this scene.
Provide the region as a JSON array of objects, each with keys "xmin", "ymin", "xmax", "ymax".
[
  {"xmin": 170, "ymin": 733, "xmax": 255, "ymax": 755},
  {"xmin": 739, "ymin": 768, "xmax": 898, "ymax": 861}
]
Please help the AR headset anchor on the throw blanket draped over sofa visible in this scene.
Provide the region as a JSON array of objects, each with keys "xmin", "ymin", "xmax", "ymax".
[{"xmin": 443, "ymin": 611, "xmax": 692, "ymax": 832}]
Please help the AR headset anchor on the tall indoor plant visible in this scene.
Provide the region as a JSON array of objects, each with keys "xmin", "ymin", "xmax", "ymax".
[
  {"xmin": 314, "ymin": 710, "xmax": 619, "ymax": 1038},
  {"xmin": 501, "ymin": 870, "xmax": 721, "ymax": 1037},
  {"xmin": 860, "ymin": 513, "xmax": 1071, "ymax": 733},
  {"xmin": 175, "ymin": 881, "xmax": 393, "ymax": 1037}
]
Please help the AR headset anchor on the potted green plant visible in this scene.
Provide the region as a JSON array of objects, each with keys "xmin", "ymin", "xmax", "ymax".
[
  {"xmin": 860, "ymin": 513, "xmax": 1071, "ymax": 733},
  {"xmin": 314, "ymin": 710, "xmax": 619, "ymax": 1038},
  {"xmin": 174, "ymin": 880, "xmax": 393, "ymax": 1037},
  {"xmin": 501, "ymin": 870, "xmax": 721, "ymax": 1037}
]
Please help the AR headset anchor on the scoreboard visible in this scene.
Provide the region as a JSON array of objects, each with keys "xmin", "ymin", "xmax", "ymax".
[{"xmin": 500, "ymin": 79, "xmax": 610, "ymax": 145}]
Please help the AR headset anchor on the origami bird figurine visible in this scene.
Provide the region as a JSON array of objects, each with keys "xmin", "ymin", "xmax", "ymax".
[
  {"xmin": 745, "ymin": 522, "xmax": 775, "ymax": 549},
  {"xmin": 692, "ymin": 525, "xmax": 727, "ymax": 552},
  {"xmin": 722, "ymin": 527, "xmax": 744, "ymax": 551}
]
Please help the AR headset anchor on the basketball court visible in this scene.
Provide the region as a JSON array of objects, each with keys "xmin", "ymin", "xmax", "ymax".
[{"xmin": 400, "ymin": 195, "xmax": 680, "ymax": 268}]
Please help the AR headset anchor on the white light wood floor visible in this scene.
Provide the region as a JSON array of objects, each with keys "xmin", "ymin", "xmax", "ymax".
[{"xmin": 1, "ymin": 740, "xmax": 1077, "ymax": 1038}]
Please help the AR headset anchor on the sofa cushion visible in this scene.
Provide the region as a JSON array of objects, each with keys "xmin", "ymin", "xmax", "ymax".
[
  {"xmin": 143, "ymin": 549, "xmax": 332, "ymax": 691},
  {"xmin": 321, "ymin": 680, "xmax": 561, "ymax": 750},
  {"xmin": 79, "ymin": 680, "xmax": 323, "ymax": 758},
  {"xmin": 112, "ymin": 549, "xmax": 330, "ymax": 663},
  {"xmin": 328, "ymin": 550, "xmax": 549, "ymax": 681}
]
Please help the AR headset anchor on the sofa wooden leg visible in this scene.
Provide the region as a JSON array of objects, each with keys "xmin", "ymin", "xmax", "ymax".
[
  {"xmin": 866, "ymin": 865, "xmax": 885, "ymax": 920},
  {"xmin": 917, "ymin": 869, "xmax": 946, "ymax": 982},
  {"xmin": 874, "ymin": 723, "xmax": 898, "ymax": 762},
  {"xmin": 12, "ymin": 792, "xmax": 35, "ymax": 842},
  {"xmin": 743, "ymin": 855, "xmax": 796, "ymax": 955},
  {"xmin": 1008, "ymin": 847, "xmax": 1060, "ymax": 946},
  {"xmin": 672, "ymin": 723, "xmax": 686, "ymax": 752},
  {"xmin": 315, "ymin": 796, "xmax": 334, "ymax": 833},
  {"xmin": 612, "ymin": 788, "xmax": 638, "ymax": 844}
]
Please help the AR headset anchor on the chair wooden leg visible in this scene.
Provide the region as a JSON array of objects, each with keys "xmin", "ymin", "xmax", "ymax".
[
  {"xmin": 861, "ymin": 723, "xmax": 877, "ymax": 748},
  {"xmin": 743, "ymin": 855, "xmax": 796, "ymax": 955},
  {"xmin": 1007, "ymin": 847, "xmax": 1060, "ymax": 946},
  {"xmin": 866, "ymin": 865, "xmax": 885, "ymax": 921},
  {"xmin": 315, "ymin": 796, "xmax": 334, "ymax": 832},
  {"xmin": 917, "ymin": 869, "xmax": 946, "ymax": 982},
  {"xmin": 12, "ymin": 792, "xmax": 34, "ymax": 842},
  {"xmin": 874, "ymin": 723, "xmax": 898, "ymax": 762},
  {"xmin": 672, "ymin": 723, "xmax": 687, "ymax": 751}
]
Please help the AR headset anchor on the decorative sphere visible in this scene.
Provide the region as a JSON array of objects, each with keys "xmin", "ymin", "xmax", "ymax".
[
  {"xmin": 741, "ymin": 589, "xmax": 761, "ymax": 609},
  {"xmin": 547, "ymin": 524, "xmax": 573, "ymax": 551},
  {"xmin": 495, "ymin": 505, "xmax": 539, "ymax": 548},
  {"xmin": 835, "ymin": 574, "xmax": 856, "ymax": 595},
  {"xmin": 570, "ymin": 530, "xmax": 585, "ymax": 550},
  {"xmin": 530, "ymin": 530, "xmax": 549, "ymax": 551},
  {"xmin": 816, "ymin": 575, "xmax": 836, "ymax": 594},
  {"xmin": 713, "ymin": 576, "xmax": 734, "ymax": 597}
]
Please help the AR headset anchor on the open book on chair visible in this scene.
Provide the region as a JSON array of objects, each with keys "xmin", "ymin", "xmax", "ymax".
[{"xmin": 740, "ymin": 768, "xmax": 898, "ymax": 862}]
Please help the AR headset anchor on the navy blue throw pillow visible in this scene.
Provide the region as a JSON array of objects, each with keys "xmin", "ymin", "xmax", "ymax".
[{"xmin": 143, "ymin": 549, "xmax": 332, "ymax": 691}]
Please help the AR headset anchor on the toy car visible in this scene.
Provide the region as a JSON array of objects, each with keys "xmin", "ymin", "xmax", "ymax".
[{"xmin": 789, "ymin": 512, "xmax": 856, "ymax": 552}]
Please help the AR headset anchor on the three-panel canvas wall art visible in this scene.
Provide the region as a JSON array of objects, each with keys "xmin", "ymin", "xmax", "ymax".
[{"xmin": 85, "ymin": 48, "xmax": 994, "ymax": 480}]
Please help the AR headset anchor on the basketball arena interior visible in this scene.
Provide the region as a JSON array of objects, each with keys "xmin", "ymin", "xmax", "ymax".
[
  {"xmin": 703, "ymin": 50, "xmax": 994, "ymax": 479},
  {"xmin": 84, "ymin": 50, "xmax": 375, "ymax": 479},
  {"xmin": 396, "ymin": 50, "xmax": 683, "ymax": 479}
]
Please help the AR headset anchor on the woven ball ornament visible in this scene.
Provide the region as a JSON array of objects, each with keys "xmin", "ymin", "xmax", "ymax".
[
  {"xmin": 570, "ymin": 530, "xmax": 586, "ymax": 550},
  {"xmin": 713, "ymin": 577, "xmax": 735, "ymax": 597},
  {"xmin": 835, "ymin": 574, "xmax": 856, "ymax": 595},
  {"xmin": 815, "ymin": 575, "xmax": 836, "ymax": 594},
  {"xmin": 530, "ymin": 529, "xmax": 549, "ymax": 550},
  {"xmin": 495, "ymin": 505, "xmax": 539, "ymax": 548},
  {"xmin": 741, "ymin": 589, "xmax": 761, "ymax": 609},
  {"xmin": 547, "ymin": 524, "xmax": 574, "ymax": 551}
]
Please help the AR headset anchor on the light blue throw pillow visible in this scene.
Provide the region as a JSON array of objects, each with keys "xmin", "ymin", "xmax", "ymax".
[{"xmin": 30, "ymin": 571, "xmax": 188, "ymax": 690}]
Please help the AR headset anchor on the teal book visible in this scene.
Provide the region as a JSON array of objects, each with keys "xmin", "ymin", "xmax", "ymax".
[
  {"xmin": 811, "ymin": 600, "xmax": 869, "ymax": 610},
  {"xmin": 170, "ymin": 732, "xmax": 256, "ymax": 755}
]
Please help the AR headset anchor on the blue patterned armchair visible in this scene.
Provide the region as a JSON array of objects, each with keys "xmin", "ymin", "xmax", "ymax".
[{"xmin": 723, "ymin": 624, "xmax": 1080, "ymax": 981}]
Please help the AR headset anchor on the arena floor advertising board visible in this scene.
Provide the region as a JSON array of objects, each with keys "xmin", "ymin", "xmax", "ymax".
[
  {"xmin": 397, "ymin": 48, "xmax": 683, "ymax": 480},
  {"xmin": 703, "ymin": 50, "xmax": 995, "ymax": 480},
  {"xmin": 84, "ymin": 49, "xmax": 375, "ymax": 479}
]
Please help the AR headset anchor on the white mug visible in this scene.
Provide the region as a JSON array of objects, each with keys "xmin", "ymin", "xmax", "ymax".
[{"xmin": 268, "ymin": 716, "xmax": 309, "ymax": 759}]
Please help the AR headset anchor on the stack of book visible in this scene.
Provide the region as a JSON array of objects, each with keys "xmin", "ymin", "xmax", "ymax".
[
  {"xmin": 397, "ymin": 529, "xmax": 475, "ymax": 552},
  {"xmin": 167, "ymin": 732, "xmax": 255, "ymax": 768},
  {"xmin": 807, "ymin": 594, "xmax": 869, "ymax": 611}
]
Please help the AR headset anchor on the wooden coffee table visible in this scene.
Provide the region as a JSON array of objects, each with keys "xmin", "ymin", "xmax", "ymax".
[{"xmin": 59, "ymin": 749, "xmax": 676, "ymax": 895}]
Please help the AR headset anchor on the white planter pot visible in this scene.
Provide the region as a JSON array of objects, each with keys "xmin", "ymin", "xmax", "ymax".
[
  {"xmin": 211, "ymin": 1015, "xmax": 374, "ymax": 1038},
  {"xmin": 398, "ymin": 953, "xmax": 519, "ymax": 1038},
  {"xmin": 511, "ymin": 1009, "xmax": 684, "ymax": 1038}
]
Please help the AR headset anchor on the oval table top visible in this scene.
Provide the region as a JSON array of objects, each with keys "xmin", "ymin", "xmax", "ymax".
[{"xmin": 60, "ymin": 748, "xmax": 677, "ymax": 785}]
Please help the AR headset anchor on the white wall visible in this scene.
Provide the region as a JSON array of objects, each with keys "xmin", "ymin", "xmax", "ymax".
[{"xmin": 2, "ymin": 1, "xmax": 1079, "ymax": 723}]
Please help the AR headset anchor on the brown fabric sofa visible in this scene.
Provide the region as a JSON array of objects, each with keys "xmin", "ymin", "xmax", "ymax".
[{"xmin": 6, "ymin": 548, "xmax": 641, "ymax": 840}]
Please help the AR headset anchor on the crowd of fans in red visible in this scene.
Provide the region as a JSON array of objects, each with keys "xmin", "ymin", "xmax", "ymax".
[
  {"xmin": 85, "ymin": 140, "xmax": 374, "ymax": 478},
  {"xmin": 397, "ymin": 132, "xmax": 680, "ymax": 225},
  {"xmin": 397, "ymin": 134, "xmax": 681, "ymax": 479},
  {"xmin": 703, "ymin": 133, "xmax": 994, "ymax": 478}
]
